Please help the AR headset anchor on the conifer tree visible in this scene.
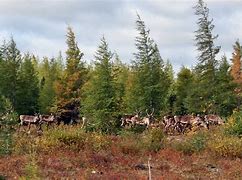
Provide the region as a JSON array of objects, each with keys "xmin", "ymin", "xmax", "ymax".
[
  {"xmin": 0, "ymin": 38, "xmax": 21, "ymax": 110},
  {"xmin": 214, "ymin": 56, "xmax": 237, "ymax": 116},
  {"xmin": 230, "ymin": 40, "xmax": 242, "ymax": 85},
  {"xmin": 82, "ymin": 37, "xmax": 116, "ymax": 133},
  {"xmin": 189, "ymin": 0, "xmax": 221, "ymax": 114},
  {"xmin": 54, "ymin": 27, "xmax": 86, "ymax": 123},
  {"xmin": 175, "ymin": 67, "xmax": 194, "ymax": 115},
  {"xmin": 38, "ymin": 57, "xmax": 63, "ymax": 113},
  {"xmin": 16, "ymin": 54, "xmax": 39, "ymax": 114},
  {"xmin": 112, "ymin": 54, "xmax": 129, "ymax": 114},
  {"xmin": 126, "ymin": 14, "xmax": 171, "ymax": 114}
]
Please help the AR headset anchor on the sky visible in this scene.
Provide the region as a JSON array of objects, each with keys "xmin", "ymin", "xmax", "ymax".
[{"xmin": 0, "ymin": 0, "xmax": 241, "ymax": 73}]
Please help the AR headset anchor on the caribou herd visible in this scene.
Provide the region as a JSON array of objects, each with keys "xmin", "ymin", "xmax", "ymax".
[
  {"xmin": 120, "ymin": 110, "xmax": 224, "ymax": 134},
  {"xmin": 18, "ymin": 110, "xmax": 225, "ymax": 134}
]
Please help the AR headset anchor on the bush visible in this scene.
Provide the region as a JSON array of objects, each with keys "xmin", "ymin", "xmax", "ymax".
[
  {"xmin": 118, "ymin": 131, "xmax": 141, "ymax": 155},
  {"xmin": 141, "ymin": 128, "xmax": 165, "ymax": 152},
  {"xmin": 13, "ymin": 125, "xmax": 112, "ymax": 153},
  {"xmin": 225, "ymin": 111, "xmax": 242, "ymax": 136},
  {"xmin": 172, "ymin": 131, "xmax": 208, "ymax": 154},
  {"xmin": 207, "ymin": 134, "xmax": 242, "ymax": 158}
]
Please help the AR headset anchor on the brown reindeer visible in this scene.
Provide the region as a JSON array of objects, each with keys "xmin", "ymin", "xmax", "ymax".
[
  {"xmin": 204, "ymin": 114, "xmax": 224, "ymax": 126},
  {"xmin": 41, "ymin": 114, "xmax": 56, "ymax": 129},
  {"xmin": 120, "ymin": 110, "xmax": 141, "ymax": 127},
  {"xmin": 19, "ymin": 114, "xmax": 42, "ymax": 132}
]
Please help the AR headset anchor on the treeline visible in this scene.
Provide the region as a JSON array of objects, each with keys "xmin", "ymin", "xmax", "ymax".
[{"xmin": 0, "ymin": 0, "xmax": 241, "ymax": 132}]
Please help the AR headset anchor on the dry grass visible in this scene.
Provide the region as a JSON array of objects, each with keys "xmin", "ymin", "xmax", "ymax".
[{"xmin": 0, "ymin": 124, "xmax": 242, "ymax": 179}]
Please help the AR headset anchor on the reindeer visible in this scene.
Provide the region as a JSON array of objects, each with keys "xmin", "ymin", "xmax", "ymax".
[
  {"xmin": 163, "ymin": 115, "xmax": 176, "ymax": 133},
  {"xmin": 120, "ymin": 110, "xmax": 141, "ymax": 127},
  {"xmin": 40, "ymin": 113, "xmax": 56, "ymax": 129},
  {"xmin": 19, "ymin": 114, "xmax": 42, "ymax": 132},
  {"xmin": 139, "ymin": 108, "xmax": 155, "ymax": 128},
  {"xmin": 204, "ymin": 114, "xmax": 224, "ymax": 126}
]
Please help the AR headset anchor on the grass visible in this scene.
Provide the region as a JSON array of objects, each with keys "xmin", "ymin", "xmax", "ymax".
[{"xmin": 0, "ymin": 120, "xmax": 242, "ymax": 179}]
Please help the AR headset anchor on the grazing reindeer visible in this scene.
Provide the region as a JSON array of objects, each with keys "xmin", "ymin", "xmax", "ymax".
[
  {"xmin": 121, "ymin": 110, "xmax": 141, "ymax": 127},
  {"xmin": 163, "ymin": 115, "xmax": 176, "ymax": 133},
  {"xmin": 140, "ymin": 108, "xmax": 155, "ymax": 128},
  {"xmin": 41, "ymin": 114, "xmax": 56, "ymax": 129},
  {"xmin": 173, "ymin": 115, "xmax": 195, "ymax": 134},
  {"xmin": 19, "ymin": 114, "xmax": 42, "ymax": 132},
  {"xmin": 204, "ymin": 114, "xmax": 224, "ymax": 126}
]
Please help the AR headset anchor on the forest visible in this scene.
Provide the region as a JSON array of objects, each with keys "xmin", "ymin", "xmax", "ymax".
[{"xmin": 0, "ymin": 0, "xmax": 242, "ymax": 179}]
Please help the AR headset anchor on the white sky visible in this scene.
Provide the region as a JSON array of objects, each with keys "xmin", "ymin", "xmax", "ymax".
[{"xmin": 0, "ymin": 0, "xmax": 241, "ymax": 73}]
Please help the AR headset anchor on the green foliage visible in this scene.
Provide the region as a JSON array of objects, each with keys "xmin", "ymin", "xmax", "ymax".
[
  {"xmin": 22, "ymin": 149, "xmax": 41, "ymax": 180},
  {"xmin": 0, "ymin": 38, "xmax": 21, "ymax": 110},
  {"xmin": 225, "ymin": 111, "xmax": 242, "ymax": 136},
  {"xmin": 213, "ymin": 57, "xmax": 237, "ymax": 116},
  {"xmin": 112, "ymin": 54, "xmax": 129, "ymax": 114},
  {"xmin": 38, "ymin": 56, "xmax": 63, "ymax": 113},
  {"xmin": 16, "ymin": 54, "xmax": 40, "ymax": 114},
  {"xmin": 172, "ymin": 132, "xmax": 208, "ymax": 154},
  {"xmin": 14, "ymin": 125, "xmax": 111, "ymax": 153},
  {"xmin": 175, "ymin": 67, "xmax": 194, "ymax": 115},
  {"xmin": 141, "ymin": 128, "xmax": 165, "ymax": 152},
  {"xmin": 207, "ymin": 132, "xmax": 242, "ymax": 158},
  {"xmin": 54, "ymin": 26, "xmax": 87, "ymax": 123},
  {"xmin": 82, "ymin": 37, "xmax": 117, "ymax": 133},
  {"xmin": 125, "ymin": 14, "xmax": 172, "ymax": 114}
]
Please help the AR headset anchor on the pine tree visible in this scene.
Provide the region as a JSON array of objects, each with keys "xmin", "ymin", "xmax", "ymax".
[
  {"xmin": 16, "ymin": 54, "xmax": 39, "ymax": 114},
  {"xmin": 126, "ymin": 14, "xmax": 171, "ymax": 114},
  {"xmin": 82, "ymin": 37, "xmax": 116, "ymax": 133},
  {"xmin": 54, "ymin": 26, "xmax": 86, "ymax": 123}
]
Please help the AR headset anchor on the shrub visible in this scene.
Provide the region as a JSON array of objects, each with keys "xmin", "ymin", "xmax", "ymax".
[
  {"xmin": 225, "ymin": 111, "xmax": 242, "ymax": 136},
  {"xmin": 207, "ymin": 134, "xmax": 242, "ymax": 158},
  {"xmin": 141, "ymin": 128, "xmax": 165, "ymax": 152},
  {"xmin": 118, "ymin": 131, "xmax": 141, "ymax": 155},
  {"xmin": 172, "ymin": 131, "xmax": 208, "ymax": 154}
]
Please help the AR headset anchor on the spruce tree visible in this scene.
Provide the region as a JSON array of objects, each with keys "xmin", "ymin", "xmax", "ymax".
[
  {"xmin": 54, "ymin": 26, "xmax": 86, "ymax": 123},
  {"xmin": 16, "ymin": 54, "xmax": 39, "ymax": 114},
  {"xmin": 82, "ymin": 37, "xmax": 116, "ymax": 133},
  {"xmin": 0, "ymin": 38, "xmax": 21, "ymax": 110},
  {"xmin": 214, "ymin": 56, "xmax": 237, "ymax": 116},
  {"xmin": 126, "ymin": 14, "xmax": 171, "ymax": 114},
  {"xmin": 38, "ymin": 57, "xmax": 63, "ymax": 113},
  {"xmin": 111, "ymin": 54, "xmax": 129, "ymax": 114},
  {"xmin": 189, "ymin": 0, "xmax": 221, "ymax": 114},
  {"xmin": 175, "ymin": 67, "xmax": 194, "ymax": 115}
]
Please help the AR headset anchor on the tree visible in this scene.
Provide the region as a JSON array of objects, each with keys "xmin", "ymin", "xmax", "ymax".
[
  {"xmin": 175, "ymin": 67, "xmax": 194, "ymax": 115},
  {"xmin": 230, "ymin": 40, "xmax": 242, "ymax": 85},
  {"xmin": 189, "ymin": 0, "xmax": 221, "ymax": 114},
  {"xmin": 125, "ymin": 14, "xmax": 172, "ymax": 115},
  {"xmin": 82, "ymin": 37, "xmax": 116, "ymax": 133},
  {"xmin": 230, "ymin": 40, "xmax": 242, "ymax": 109},
  {"xmin": 38, "ymin": 56, "xmax": 63, "ymax": 113},
  {"xmin": 111, "ymin": 53, "xmax": 129, "ymax": 114},
  {"xmin": 16, "ymin": 54, "xmax": 39, "ymax": 114},
  {"xmin": 214, "ymin": 56, "xmax": 237, "ymax": 116},
  {"xmin": 54, "ymin": 26, "xmax": 87, "ymax": 123},
  {"xmin": 0, "ymin": 38, "xmax": 21, "ymax": 109}
]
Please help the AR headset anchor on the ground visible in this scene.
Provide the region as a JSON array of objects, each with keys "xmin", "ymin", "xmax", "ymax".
[{"xmin": 1, "ymin": 131, "xmax": 242, "ymax": 179}]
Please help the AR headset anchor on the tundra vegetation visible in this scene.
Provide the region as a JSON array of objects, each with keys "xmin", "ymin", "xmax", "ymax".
[{"xmin": 0, "ymin": 0, "xmax": 242, "ymax": 179}]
